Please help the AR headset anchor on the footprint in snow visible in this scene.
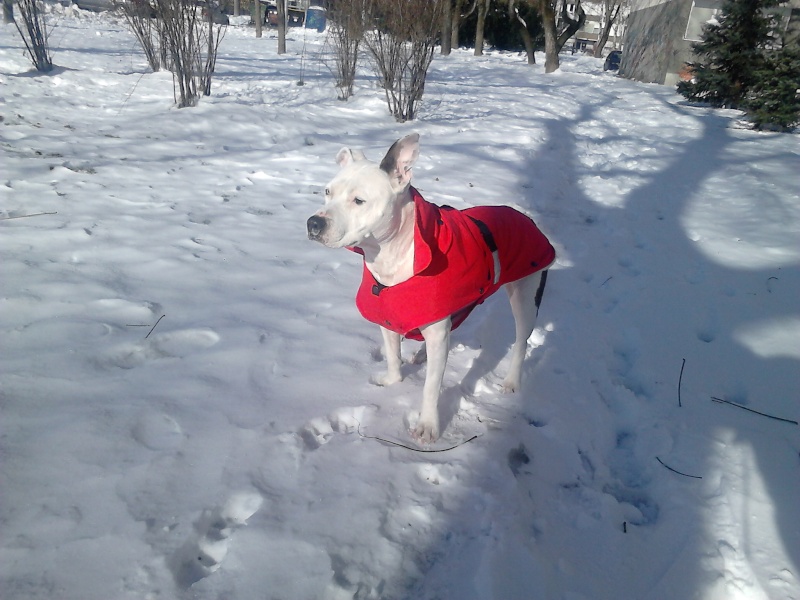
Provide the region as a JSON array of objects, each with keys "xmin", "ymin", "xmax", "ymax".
[
  {"xmin": 299, "ymin": 405, "xmax": 373, "ymax": 451},
  {"xmin": 132, "ymin": 412, "xmax": 184, "ymax": 451},
  {"xmin": 105, "ymin": 329, "xmax": 220, "ymax": 369},
  {"xmin": 169, "ymin": 491, "xmax": 263, "ymax": 589}
]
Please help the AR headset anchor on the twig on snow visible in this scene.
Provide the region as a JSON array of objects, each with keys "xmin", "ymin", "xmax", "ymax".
[
  {"xmin": 710, "ymin": 396, "xmax": 798, "ymax": 425},
  {"xmin": 355, "ymin": 420, "xmax": 480, "ymax": 453},
  {"xmin": 0, "ymin": 211, "xmax": 58, "ymax": 221},
  {"xmin": 600, "ymin": 276, "xmax": 613, "ymax": 287},
  {"xmin": 678, "ymin": 358, "xmax": 686, "ymax": 407},
  {"xmin": 145, "ymin": 314, "xmax": 166, "ymax": 339},
  {"xmin": 656, "ymin": 457, "xmax": 702, "ymax": 479},
  {"xmin": 766, "ymin": 276, "xmax": 779, "ymax": 293}
]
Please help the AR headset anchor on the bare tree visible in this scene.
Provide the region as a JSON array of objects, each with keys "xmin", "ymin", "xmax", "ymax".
[
  {"xmin": 593, "ymin": 0, "xmax": 625, "ymax": 57},
  {"xmin": 556, "ymin": 0, "xmax": 585, "ymax": 51},
  {"xmin": 277, "ymin": 0, "xmax": 285, "ymax": 54},
  {"xmin": 513, "ymin": 0, "xmax": 583, "ymax": 72},
  {"xmin": 363, "ymin": 0, "xmax": 444, "ymax": 122},
  {"xmin": 327, "ymin": 0, "xmax": 367, "ymax": 100},
  {"xmin": 507, "ymin": 0, "xmax": 537, "ymax": 64},
  {"xmin": 155, "ymin": 0, "xmax": 227, "ymax": 107},
  {"xmin": 474, "ymin": 0, "xmax": 489, "ymax": 55},
  {"xmin": 4, "ymin": 0, "xmax": 14, "ymax": 24},
  {"xmin": 450, "ymin": 0, "xmax": 478, "ymax": 50},
  {"xmin": 13, "ymin": 0, "xmax": 53, "ymax": 72},
  {"xmin": 531, "ymin": 0, "xmax": 559, "ymax": 72},
  {"xmin": 118, "ymin": 0, "xmax": 164, "ymax": 72},
  {"xmin": 440, "ymin": 0, "xmax": 452, "ymax": 55}
]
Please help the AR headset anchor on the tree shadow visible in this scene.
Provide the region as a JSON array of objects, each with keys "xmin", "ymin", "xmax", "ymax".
[{"xmin": 405, "ymin": 80, "xmax": 798, "ymax": 598}]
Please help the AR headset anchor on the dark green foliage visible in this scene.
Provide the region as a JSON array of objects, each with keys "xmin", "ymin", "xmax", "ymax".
[
  {"xmin": 677, "ymin": 0, "xmax": 776, "ymax": 108},
  {"xmin": 678, "ymin": 0, "xmax": 799, "ymax": 130},
  {"xmin": 743, "ymin": 41, "xmax": 800, "ymax": 130},
  {"xmin": 460, "ymin": 2, "xmax": 544, "ymax": 52}
]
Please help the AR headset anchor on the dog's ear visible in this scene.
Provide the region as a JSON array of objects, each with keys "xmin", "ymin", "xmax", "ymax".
[
  {"xmin": 335, "ymin": 148, "xmax": 366, "ymax": 168},
  {"xmin": 379, "ymin": 133, "xmax": 420, "ymax": 191}
]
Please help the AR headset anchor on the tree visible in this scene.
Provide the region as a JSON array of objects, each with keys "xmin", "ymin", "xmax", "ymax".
[
  {"xmin": 450, "ymin": 0, "xmax": 478, "ymax": 50},
  {"xmin": 441, "ymin": 0, "xmax": 453, "ymax": 55},
  {"xmin": 742, "ymin": 39, "xmax": 800, "ymax": 130},
  {"xmin": 555, "ymin": 0, "xmax": 585, "ymax": 53},
  {"xmin": 535, "ymin": 0, "xmax": 559, "ymax": 72},
  {"xmin": 363, "ymin": 0, "xmax": 444, "ymax": 121},
  {"xmin": 118, "ymin": 0, "xmax": 164, "ymax": 72},
  {"xmin": 4, "ymin": 0, "xmax": 13, "ymax": 24},
  {"xmin": 277, "ymin": 0, "xmax": 286, "ymax": 54},
  {"xmin": 474, "ymin": 0, "xmax": 490, "ymax": 55},
  {"xmin": 593, "ymin": 0, "xmax": 626, "ymax": 57},
  {"xmin": 13, "ymin": 0, "xmax": 53, "ymax": 72},
  {"xmin": 154, "ymin": 0, "xmax": 227, "ymax": 107},
  {"xmin": 327, "ymin": 0, "xmax": 367, "ymax": 99},
  {"xmin": 506, "ymin": 0, "xmax": 542, "ymax": 64},
  {"xmin": 677, "ymin": 0, "xmax": 777, "ymax": 108}
]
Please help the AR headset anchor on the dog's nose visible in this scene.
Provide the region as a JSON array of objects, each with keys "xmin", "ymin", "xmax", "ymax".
[{"xmin": 307, "ymin": 215, "xmax": 326, "ymax": 240}]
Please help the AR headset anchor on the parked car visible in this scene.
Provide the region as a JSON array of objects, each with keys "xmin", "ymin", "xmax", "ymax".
[
  {"xmin": 73, "ymin": 0, "xmax": 115, "ymax": 11},
  {"xmin": 604, "ymin": 50, "xmax": 622, "ymax": 72}
]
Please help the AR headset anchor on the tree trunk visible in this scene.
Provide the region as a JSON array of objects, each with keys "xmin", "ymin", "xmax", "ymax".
[
  {"xmin": 233, "ymin": 0, "xmax": 239, "ymax": 17},
  {"xmin": 3, "ymin": 0, "xmax": 13, "ymax": 24},
  {"xmin": 537, "ymin": 0, "xmax": 559, "ymax": 73},
  {"xmin": 254, "ymin": 0, "xmax": 262, "ymax": 38},
  {"xmin": 556, "ymin": 0, "xmax": 585, "ymax": 53},
  {"xmin": 474, "ymin": 0, "xmax": 488, "ymax": 56},
  {"xmin": 277, "ymin": 0, "xmax": 286, "ymax": 54},
  {"xmin": 441, "ymin": 0, "xmax": 452, "ymax": 55},
  {"xmin": 593, "ymin": 4, "xmax": 621, "ymax": 57},
  {"xmin": 509, "ymin": 1, "xmax": 535, "ymax": 64},
  {"xmin": 450, "ymin": 0, "xmax": 462, "ymax": 49},
  {"xmin": 519, "ymin": 23, "xmax": 535, "ymax": 64}
]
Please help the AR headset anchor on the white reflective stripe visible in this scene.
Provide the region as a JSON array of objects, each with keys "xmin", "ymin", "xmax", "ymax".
[{"xmin": 492, "ymin": 250, "xmax": 501, "ymax": 284}]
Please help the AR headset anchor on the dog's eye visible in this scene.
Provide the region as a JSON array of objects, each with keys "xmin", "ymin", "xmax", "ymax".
[
  {"xmin": 354, "ymin": 197, "xmax": 366, "ymax": 206},
  {"xmin": 325, "ymin": 188, "xmax": 330, "ymax": 196}
]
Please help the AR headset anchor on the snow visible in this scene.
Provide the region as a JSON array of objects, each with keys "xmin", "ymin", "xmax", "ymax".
[{"xmin": 2, "ymin": 7, "xmax": 799, "ymax": 600}]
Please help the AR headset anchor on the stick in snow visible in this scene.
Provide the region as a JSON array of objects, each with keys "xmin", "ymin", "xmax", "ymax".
[
  {"xmin": 0, "ymin": 211, "xmax": 58, "ymax": 221},
  {"xmin": 656, "ymin": 457, "xmax": 702, "ymax": 479},
  {"xmin": 355, "ymin": 421, "xmax": 480, "ymax": 453},
  {"xmin": 710, "ymin": 396, "xmax": 798, "ymax": 425},
  {"xmin": 145, "ymin": 315, "xmax": 166, "ymax": 339}
]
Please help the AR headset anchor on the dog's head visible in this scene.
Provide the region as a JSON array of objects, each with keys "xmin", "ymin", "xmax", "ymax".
[{"xmin": 307, "ymin": 133, "xmax": 420, "ymax": 249}]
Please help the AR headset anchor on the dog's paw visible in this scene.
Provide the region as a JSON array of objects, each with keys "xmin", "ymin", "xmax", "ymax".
[
  {"xmin": 370, "ymin": 371, "xmax": 403, "ymax": 387},
  {"xmin": 412, "ymin": 416, "xmax": 440, "ymax": 444},
  {"xmin": 500, "ymin": 377, "xmax": 521, "ymax": 394}
]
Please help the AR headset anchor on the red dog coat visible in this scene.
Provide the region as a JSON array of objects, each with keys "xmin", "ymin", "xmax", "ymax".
[{"xmin": 350, "ymin": 187, "xmax": 555, "ymax": 341}]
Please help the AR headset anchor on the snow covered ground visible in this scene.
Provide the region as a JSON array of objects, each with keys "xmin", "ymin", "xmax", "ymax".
[{"xmin": 2, "ymin": 7, "xmax": 799, "ymax": 600}]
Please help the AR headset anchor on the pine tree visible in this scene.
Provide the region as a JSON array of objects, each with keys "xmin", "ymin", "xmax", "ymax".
[
  {"xmin": 743, "ymin": 40, "xmax": 800, "ymax": 130},
  {"xmin": 677, "ymin": 0, "xmax": 777, "ymax": 108}
]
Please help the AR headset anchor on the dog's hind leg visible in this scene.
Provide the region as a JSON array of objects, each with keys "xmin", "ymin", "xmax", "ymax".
[
  {"xmin": 501, "ymin": 270, "xmax": 548, "ymax": 393},
  {"xmin": 371, "ymin": 326, "xmax": 404, "ymax": 386}
]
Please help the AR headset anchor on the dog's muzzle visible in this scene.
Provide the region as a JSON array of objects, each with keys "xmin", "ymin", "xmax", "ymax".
[{"xmin": 307, "ymin": 215, "xmax": 326, "ymax": 240}]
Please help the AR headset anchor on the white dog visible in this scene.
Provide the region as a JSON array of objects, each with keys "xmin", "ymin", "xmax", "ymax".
[{"xmin": 307, "ymin": 134, "xmax": 555, "ymax": 442}]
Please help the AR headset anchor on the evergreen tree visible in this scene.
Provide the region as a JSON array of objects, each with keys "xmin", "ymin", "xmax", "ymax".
[
  {"xmin": 677, "ymin": 0, "xmax": 777, "ymax": 108},
  {"xmin": 743, "ymin": 40, "xmax": 800, "ymax": 130}
]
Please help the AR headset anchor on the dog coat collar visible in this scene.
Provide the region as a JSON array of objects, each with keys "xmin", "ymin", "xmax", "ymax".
[{"xmin": 349, "ymin": 187, "xmax": 555, "ymax": 341}]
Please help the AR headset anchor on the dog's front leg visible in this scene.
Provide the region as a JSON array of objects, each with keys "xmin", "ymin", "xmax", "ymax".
[
  {"xmin": 414, "ymin": 318, "xmax": 451, "ymax": 443},
  {"xmin": 371, "ymin": 326, "xmax": 403, "ymax": 386}
]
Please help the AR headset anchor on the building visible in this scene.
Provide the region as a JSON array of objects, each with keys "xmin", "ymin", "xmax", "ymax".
[
  {"xmin": 564, "ymin": 0, "xmax": 628, "ymax": 54},
  {"xmin": 620, "ymin": 0, "xmax": 800, "ymax": 86}
]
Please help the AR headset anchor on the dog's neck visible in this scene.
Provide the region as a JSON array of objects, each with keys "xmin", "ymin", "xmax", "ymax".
[{"xmin": 361, "ymin": 194, "xmax": 416, "ymax": 287}]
